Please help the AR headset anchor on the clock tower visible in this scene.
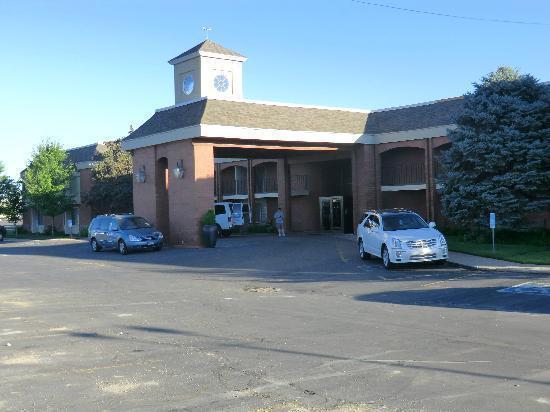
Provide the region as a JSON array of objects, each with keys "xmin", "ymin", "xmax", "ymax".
[{"xmin": 168, "ymin": 40, "xmax": 247, "ymax": 104}]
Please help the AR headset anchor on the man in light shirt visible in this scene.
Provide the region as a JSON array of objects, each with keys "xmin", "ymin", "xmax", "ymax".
[{"xmin": 273, "ymin": 208, "xmax": 285, "ymax": 237}]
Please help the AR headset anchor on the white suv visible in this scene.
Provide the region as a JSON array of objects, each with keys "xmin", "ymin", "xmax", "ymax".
[
  {"xmin": 215, "ymin": 202, "xmax": 234, "ymax": 237},
  {"xmin": 357, "ymin": 209, "xmax": 448, "ymax": 269}
]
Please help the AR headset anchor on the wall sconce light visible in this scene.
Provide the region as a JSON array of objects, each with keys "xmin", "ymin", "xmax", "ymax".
[
  {"xmin": 135, "ymin": 166, "xmax": 146, "ymax": 183},
  {"xmin": 173, "ymin": 160, "xmax": 185, "ymax": 179}
]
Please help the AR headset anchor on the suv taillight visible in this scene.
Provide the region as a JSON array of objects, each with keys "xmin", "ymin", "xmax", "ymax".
[{"xmin": 228, "ymin": 216, "xmax": 231, "ymax": 222}]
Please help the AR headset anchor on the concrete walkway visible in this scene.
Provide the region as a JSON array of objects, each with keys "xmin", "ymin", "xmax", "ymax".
[{"xmin": 447, "ymin": 251, "xmax": 550, "ymax": 274}]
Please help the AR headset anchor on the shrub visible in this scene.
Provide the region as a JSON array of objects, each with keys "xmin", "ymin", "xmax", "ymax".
[
  {"xmin": 79, "ymin": 225, "xmax": 89, "ymax": 238},
  {"xmin": 247, "ymin": 224, "xmax": 276, "ymax": 234},
  {"xmin": 200, "ymin": 210, "xmax": 216, "ymax": 226}
]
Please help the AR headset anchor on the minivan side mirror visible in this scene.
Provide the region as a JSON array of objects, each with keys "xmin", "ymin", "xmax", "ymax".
[{"xmin": 429, "ymin": 222, "xmax": 436, "ymax": 228}]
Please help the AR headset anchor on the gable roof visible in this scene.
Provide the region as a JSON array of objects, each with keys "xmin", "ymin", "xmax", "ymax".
[
  {"xmin": 66, "ymin": 143, "xmax": 107, "ymax": 164},
  {"xmin": 365, "ymin": 97, "xmax": 464, "ymax": 134},
  {"xmin": 169, "ymin": 40, "xmax": 245, "ymax": 64}
]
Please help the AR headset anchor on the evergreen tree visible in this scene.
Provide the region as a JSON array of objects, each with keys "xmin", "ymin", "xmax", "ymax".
[
  {"xmin": 439, "ymin": 67, "xmax": 550, "ymax": 229},
  {"xmin": 23, "ymin": 140, "xmax": 75, "ymax": 236},
  {"xmin": 84, "ymin": 139, "xmax": 133, "ymax": 214}
]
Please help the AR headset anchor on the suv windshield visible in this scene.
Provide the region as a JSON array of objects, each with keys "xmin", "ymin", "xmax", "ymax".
[
  {"xmin": 118, "ymin": 217, "xmax": 152, "ymax": 230},
  {"xmin": 382, "ymin": 213, "xmax": 428, "ymax": 231}
]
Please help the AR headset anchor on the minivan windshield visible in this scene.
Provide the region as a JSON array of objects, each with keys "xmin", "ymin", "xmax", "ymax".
[
  {"xmin": 119, "ymin": 217, "xmax": 152, "ymax": 230},
  {"xmin": 382, "ymin": 213, "xmax": 428, "ymax": 231}
]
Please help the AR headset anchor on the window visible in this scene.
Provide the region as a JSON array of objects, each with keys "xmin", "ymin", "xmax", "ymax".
[
  {"xmin": 35, "ymin": 210, "xmax": 43, "ymax": 226},
  {"xmin": 99, "ymin": 218, "xmax": 111, "ymax": 231},
  {"xmin": 109, "ymin": 220, "xmax": 119, "ymax": 231},
  {"xmin": 119, "ymin": 217, "xmax": 152, "ymax": 230},
  {"xmin": 365, "ymin": 214, "xmax": 380, "ymax": 229},
  {"xmin": 89, "ymin": 218, "xmax": 99, "ymax": 231},
  {"xmin": 215, "ymin": 205, "xmax": 226, "ymax": 215},
  {"xmin": 382, "ymin": 213, "xmax": 428, "ymax": 231}
]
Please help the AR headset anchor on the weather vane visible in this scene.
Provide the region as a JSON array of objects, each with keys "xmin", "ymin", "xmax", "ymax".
[{"xmin": 202, "ymin": 26, "xmax": 212, "ymax": 39}]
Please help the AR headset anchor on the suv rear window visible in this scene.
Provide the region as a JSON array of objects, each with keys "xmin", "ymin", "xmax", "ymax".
[{"xmin": 215, "ymin": 205, "xmax": 226, "ymax": 215}]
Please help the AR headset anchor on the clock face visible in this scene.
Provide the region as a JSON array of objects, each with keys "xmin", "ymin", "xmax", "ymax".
[
  {"xmin": 213, "ymin": 74, "xmax": 229, "ymax": 93},
  {"xmin": 183, "ymin": 74, "xmax": 194, "ymax": 95}
]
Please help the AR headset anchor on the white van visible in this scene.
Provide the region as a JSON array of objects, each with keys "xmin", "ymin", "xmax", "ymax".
[
  {"xmin": 230, "ymin": 202, "xmax": 251, "ymax": 226},
  {"xmin": 215, "ymin": 202, "xmax": 234, "ymax": 237}
]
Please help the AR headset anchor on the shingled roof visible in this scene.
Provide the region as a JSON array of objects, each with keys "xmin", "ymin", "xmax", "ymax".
[
  {"xmin": 125, "ymin": 99, "xmax": 369, "ymax": 141},
  {"xmin": 365, "ymin": 97, "xmax": 464, "ymax": 134},
  {"xmin": 124, "ymin": 96, "xmax": 465, "ymax": 145},
  {"xmin": 169, "ymin": 40, "xmax": 245, "ymax": 64},
  {"xmin": 66, "ymin": 143, "xmax": 107, "ymax": 164}
]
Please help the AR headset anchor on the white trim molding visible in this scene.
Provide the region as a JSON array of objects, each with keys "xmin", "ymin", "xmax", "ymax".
[
  {"xmin": 121, "ymin": 125, "xmax": 201, "ymax": 151},
  {"xmin": 381, "ymin": 184, "xmax": 427, "ymax": 192},
  {"xmin": 254, "ymin": 193, "xmax": 278, "ymax": 199},
  {"xmin": 201, "ymin": 124, "xmax": 361, "ymax": 144},
  {"xmin": 222, "ymin": 194, "xmax": 249, "ymax": 200},
  {"xmin": 359, "ymin": 124, "xmax": 456, "ymax": 145}
]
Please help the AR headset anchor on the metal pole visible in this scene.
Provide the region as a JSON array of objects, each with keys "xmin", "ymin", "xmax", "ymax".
[{"xmin": 492, "ymin": 228, "xmax": 495, "ymax": 253}]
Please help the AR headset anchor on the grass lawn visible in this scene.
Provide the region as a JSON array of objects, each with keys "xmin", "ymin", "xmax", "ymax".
[{"xmin": 446, "ymin": 235, "xmax": 550, "ymax": 265}]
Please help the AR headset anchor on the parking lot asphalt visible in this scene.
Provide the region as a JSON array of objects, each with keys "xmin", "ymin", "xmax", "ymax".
[{"xmin": 1, "ymin": 234, "xmax": 550, "ymax": 411}]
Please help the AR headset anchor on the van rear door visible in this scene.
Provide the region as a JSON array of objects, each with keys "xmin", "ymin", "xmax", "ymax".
[{"xmin": 231, "ymin": 203, "xmax": 244, "ymax": 226}]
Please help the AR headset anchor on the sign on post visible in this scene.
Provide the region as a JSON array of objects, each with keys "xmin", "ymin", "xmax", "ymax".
[{"xmin": 489, "ymin": 212, "xmax": 496, "ymax": 252}]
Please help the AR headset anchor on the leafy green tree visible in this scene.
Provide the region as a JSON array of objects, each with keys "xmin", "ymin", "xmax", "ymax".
[
  {"xmin": 23, "ymin": 140, "xmax": 75, "ymax": 236},
  {"xmin": 0, "ymin": 178, "xmax": 25, "ymax": 236},
  {"xmin": 84, "ymin": 139, "xmax": 133, "ymax": 214},
  {"xmin": 439, "ymin": 67, "xmax": 550, "ymax": 230}
]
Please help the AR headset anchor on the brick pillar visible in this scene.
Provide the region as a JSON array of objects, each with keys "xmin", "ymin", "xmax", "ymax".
[
  {"xmin": 277, "ymin": 158, "xmax": 291, "ymax": 231},
  {"xmin": 247, "ymin": 159, "xmax": 254, "ymax": 224},
  {"xmin": 132, "ymin": 146, "xmax": 158, "ymax": 227},
  {"xmin": 374, "ymin": 147, "xmax": 382, "ymax": 209},
  {"xmin": 168, "ymin": 140, "xmax": 214, "ymax": 246},
  {"xmin": 424, "ymin": 138, "xmax": 432, "ymax": 222},
  {"xmin": 353, "ymin": 144, "xmax": 377, "ymax": 227},
  {"xmin": 215, "ymin": 163, "xmax": 222, "ymax": 201}
]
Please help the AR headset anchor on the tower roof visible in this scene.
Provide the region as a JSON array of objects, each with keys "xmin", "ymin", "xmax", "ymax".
[{"xmin": 168, "ymin": 40, "xmax": 245, "ymax": 64}]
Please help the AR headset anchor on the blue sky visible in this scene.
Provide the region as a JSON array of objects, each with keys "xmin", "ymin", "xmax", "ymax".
[{"xmin": 0, "ymin": 0, "xmax": 548, "ymax": 178}]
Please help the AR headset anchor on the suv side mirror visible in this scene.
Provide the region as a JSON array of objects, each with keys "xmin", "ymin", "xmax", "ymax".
[{"xmin": 429, "ymin": 222, "xmax": 436, "ymax": 228}]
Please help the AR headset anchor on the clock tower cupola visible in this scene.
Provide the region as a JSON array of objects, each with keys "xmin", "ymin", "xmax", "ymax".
[{"xmin": 168, "ymin": 40, "xmax": 247, "ymax": 104}]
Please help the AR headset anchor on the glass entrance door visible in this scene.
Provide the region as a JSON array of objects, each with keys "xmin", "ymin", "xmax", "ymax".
[{"xmin": 319, "ymin": 196, "xmax": 344, "ymax": 231}]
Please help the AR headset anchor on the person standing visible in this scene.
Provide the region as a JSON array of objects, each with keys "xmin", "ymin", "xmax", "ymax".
[{"xmin": 273, "ymin": 208, "xmax": 285, "ymax": 237}]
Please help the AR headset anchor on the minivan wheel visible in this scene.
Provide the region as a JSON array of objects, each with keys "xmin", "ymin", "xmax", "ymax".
[
  {"xmin": 358, "ymin": 240, "xmax": 370, "ymax": 260},
  {"xmin": 382, "ymin": 245, "xmax": 393, "ymax": 270},
  {"xmin": 118, "ymin": 240, "xmax": 128, "ymax": 255},
  {"xmin": 91, "ymin": 238, "xmax": 101, "ymax": 252}
]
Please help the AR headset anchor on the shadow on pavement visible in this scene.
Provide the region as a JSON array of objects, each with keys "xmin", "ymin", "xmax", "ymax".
[{"xmin": 354, "ymin": 286, "xmax": 550, "ymax": 314}]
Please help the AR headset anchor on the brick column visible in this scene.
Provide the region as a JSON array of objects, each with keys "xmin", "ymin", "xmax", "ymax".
[
  {"xmin": 352, "ymin": 144, "xmax": 378, "ymax": 227},
  {"xmin": 132, "ymin": 146, "xmax": 158, "ymax": 227},
  {"xmin": 424, "ymin": 138, "xmax": 432, "ymax": 222},
  {"xmin": 277, "ymin": 158, "xmax": 291, "ymax": 231},
  {"xmin": 247, "ymin": 159, "xmax": 254, "ymax": 224},
  {"xmin": 167, "ymin": 140, "xmax": 215, "ymax": 246}
]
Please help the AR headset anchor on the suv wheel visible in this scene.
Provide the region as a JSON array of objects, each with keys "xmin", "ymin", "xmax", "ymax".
[
  {"xmin": 91, "ymin": 238, "xmax": 101, "ymax": 252},
  {"xmin": 358, "ymin": 240, "xmax": 370, "ymax": 260},
  {"xmin": 382, "ymin": 245, "xmax": 393, "ymax": 270},
  {"xmin": 118, "ymin": 240, "xmax": 128, "ymax": 255}
]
